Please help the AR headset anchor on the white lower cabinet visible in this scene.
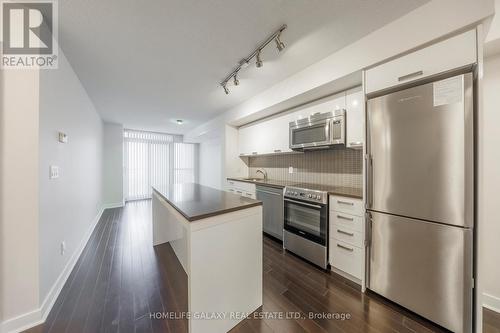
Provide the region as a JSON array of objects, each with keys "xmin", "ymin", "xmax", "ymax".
[
  {"xmin": 329, "ymin": 195, "xmax": 364, "ymax": 281},
  {"xmin": 226, "ymin": 179, "xmax": 256, "ymax": 199},
  {"xmin": 329, "ymin": 239, "xmax": 363, "ymax": 279}
]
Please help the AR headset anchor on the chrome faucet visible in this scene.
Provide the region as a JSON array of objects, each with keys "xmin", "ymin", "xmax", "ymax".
[{"xmin": 256, "ymin": 168, "xmax": 267, "ymax": 181}]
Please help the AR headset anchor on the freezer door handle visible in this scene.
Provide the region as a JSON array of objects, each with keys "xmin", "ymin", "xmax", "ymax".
[{"xmin": 365, "ymin": 211, "xmax": 372, "ymax": 288}]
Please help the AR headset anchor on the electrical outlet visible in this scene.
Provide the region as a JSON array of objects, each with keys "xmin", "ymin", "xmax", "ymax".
[
  {"xmin": 289, "ymin": 166, "xmax": 293, "ymax": 174},
  {"xmin": 49, "ymin": 165, "xmax": 59, "ymax": 179},
  {"xmin": 60, "ymin": 241, "xmax": 66, "ymax": 255}
]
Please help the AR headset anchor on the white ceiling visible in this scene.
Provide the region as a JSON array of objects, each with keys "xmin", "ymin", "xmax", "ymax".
[{"xmin": 57, "ymin": 0, "xmax": 429, "ymax": 134}]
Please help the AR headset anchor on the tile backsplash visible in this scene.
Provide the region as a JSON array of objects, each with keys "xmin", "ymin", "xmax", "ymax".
[{"xmin": 247, "ymin": 149, "xmax": 363, "ymax": 189}]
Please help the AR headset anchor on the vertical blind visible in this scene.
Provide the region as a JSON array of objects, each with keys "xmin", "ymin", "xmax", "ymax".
[{"xmin": 124, "ymin": 129, "xmax": 198, "ymax": 201}]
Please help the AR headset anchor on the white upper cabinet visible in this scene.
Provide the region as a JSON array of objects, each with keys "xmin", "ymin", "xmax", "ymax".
[
  {"xmin": 345, "ymin": 87, "xmax": 364, "ymax": 149},
  {"xmin": 365, "ymin": 29, "xmax": 477, "ymax": 94},
  {"xmin": 330, "ymin": 92, "xmax": 346, "ymax": 112}
]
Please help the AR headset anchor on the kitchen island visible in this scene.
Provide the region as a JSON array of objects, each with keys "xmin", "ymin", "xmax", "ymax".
[{"xmin": 152, "ymin": 183, "xmax": 263, "ymax": 333}]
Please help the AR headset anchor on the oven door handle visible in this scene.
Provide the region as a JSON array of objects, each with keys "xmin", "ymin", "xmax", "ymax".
[{"xmin": 284, "ymin": 198, "xmax": 322, "ymax": 209}]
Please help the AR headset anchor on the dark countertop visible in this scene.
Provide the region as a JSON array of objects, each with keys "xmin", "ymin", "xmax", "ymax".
[
  {"xmin": 152, "ymin": 183, "xmax": 262, "ymax": 222},
  {"xmin": 327, "ymin": 187, "xmax": 363, "ymax": 199},
  {"xmin": 228, "ymin": 178, "xmax": 363, "ymax": 199},
  {"xmin": 227, "ymin": 177, "xmax": 297, "ymax": 189}
]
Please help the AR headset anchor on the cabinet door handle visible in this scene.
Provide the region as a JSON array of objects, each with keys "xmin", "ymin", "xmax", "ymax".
[
  {"xmin": 349, "ymin": 142, "xmax": 363, "ymax": 147},
  {"xmin": 236, "ymin": 190, "xmax": 243, "ymax": 194},
  {"xmin": 274, "ymin": 149, "xmax": 282, "ymax": 153},
  {"xmin": 337, "ymin": 244, "xmax": 354, "ymax": 252},
  {"xmin": 257, "ymin": 189, "xmax": 281, "ymax": 196},
  {"xmin": 337, "ymin": 214, "xmax": 354, "ymax": 221},
  {"xmin": 398, "ymin": 70, "xmax": 423, "ymax": 82},
  {"xmin": 337, "ymin": 200, "xmax": 354, "ymax": 206},
  {"xmin": 337, "ymin": 229, "xmax": 354, "ymax": 237},
  {"xmin": 252, "ymin": 152, "xmax": 258, "ymax": 155}
]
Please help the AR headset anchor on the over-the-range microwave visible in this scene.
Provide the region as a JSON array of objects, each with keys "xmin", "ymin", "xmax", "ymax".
[{"xmin": 289, "ymin": 110, "xmax": 346, "ymax": 151}]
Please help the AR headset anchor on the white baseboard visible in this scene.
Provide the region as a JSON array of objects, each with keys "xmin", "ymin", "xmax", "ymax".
[
  {"xmin": 0, "ymin": 206, "xmax": 107, "ymax": 333},
  {"xmin": 0, "ymin": 309, "xmax": 44, "ymax": 333},
  {"xmin": 483, "ymin": 292, "xmax": 500, "ymax": 313}
]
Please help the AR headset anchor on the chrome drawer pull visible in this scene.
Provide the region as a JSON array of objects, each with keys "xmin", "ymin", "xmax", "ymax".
[
  {"xmin": 337, "ymin": 229, "xmax": 354, "ymax": 237},
  {"xmin": 274, "ymin": 149, "xmax": 281, "ymax": 153},
  {"xmin": 337, "ymin": 200, "xmax": 354, "ymax": 205},
  {"xmin": 337, "ymin": 244, "xmax": 354, "ymax": 252},
  {"xmin": 252, "ymin": 152, "xmax": 258, "ymax": 155},
  {"xmin": 337, "ymin": 214, "xmax": 354, "ymax": 221}
]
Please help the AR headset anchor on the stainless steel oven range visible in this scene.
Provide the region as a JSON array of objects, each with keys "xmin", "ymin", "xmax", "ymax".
[{"xmin": 283, "ymin": 185, "xmax": 329, "ymax": 269}]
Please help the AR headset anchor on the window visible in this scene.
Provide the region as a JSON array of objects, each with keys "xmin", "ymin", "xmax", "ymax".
[{"xmin": 124, "ymin": 130, "xmax": 198, "ymax": 201}]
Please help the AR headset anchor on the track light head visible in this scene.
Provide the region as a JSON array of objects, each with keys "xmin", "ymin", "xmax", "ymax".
[
  {"xmin": 256, "ymin": 50, "xmax": 263, "ymax": 68},
  {"xmin": 222, "ymin": 83, "xmax": 229, "ymax": 95},
  {"xmin": 233, "ymin": 74, "xmax": 239, "ymax": 86},
  {"xmin": 275, "ymin": 34, "xmax": 285, "ymax": 52}
]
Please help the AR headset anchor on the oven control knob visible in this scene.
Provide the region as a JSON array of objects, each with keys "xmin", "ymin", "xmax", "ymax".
[
  {"xmin": 316, "ymin": 195, "xmax": 321, "ymax": 200},
  {"xmin": 308, "ymin": 194, "xmax": 312, "ymax": 198},
  {"xmin": 294, "ymin": 192, "xmax": 298, "ymax": 196}
]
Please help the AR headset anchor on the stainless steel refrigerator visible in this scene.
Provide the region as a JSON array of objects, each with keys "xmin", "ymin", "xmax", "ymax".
[{"xmin": 366, "ymin": 72, "xmax": 474, "ymax": 333}]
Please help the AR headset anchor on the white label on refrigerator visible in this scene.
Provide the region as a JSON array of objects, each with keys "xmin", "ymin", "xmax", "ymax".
[{"xmin": 433, "ymin": 76, "xmax": 463, "ymax": 107}]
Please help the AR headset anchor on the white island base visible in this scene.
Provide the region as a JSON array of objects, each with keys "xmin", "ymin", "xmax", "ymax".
[{"xmin": 152, "ymin": 191, "xmax": 263, "ymax": 333}]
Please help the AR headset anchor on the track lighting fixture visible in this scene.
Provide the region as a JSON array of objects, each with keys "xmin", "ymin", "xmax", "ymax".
[
  {"xmin": 275, "ymin": 32, "xmax": 285, "ymax": 52},
  {"xmin": 219, "ymin": 24, "xmax": 287, "ymax": 95},
  {"xmin": 255, "ymin": 50, "xmax": 263, "ymax": 68},
  {"xmin": 239, "ymin": 59, "xmax": 250, "ymax": 69}
]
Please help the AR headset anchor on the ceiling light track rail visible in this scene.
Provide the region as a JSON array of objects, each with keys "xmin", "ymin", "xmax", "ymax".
[{"xmin": 220, "ymin": 24, "xmax": 287, "ymax": 94}]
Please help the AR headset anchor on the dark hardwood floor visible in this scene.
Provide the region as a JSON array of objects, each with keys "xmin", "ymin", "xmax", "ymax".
[
  {"xmin": 27, "ymin": 200, "xmax": 454, "ymax": 333},
  {"xmin": 484, "ymin": 307, "xmax": 500, "ymax": 333}
]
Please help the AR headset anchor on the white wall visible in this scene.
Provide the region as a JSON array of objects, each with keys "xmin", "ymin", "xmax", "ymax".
[
  {"xmin": 103, "ymin": 122, "xmax": 124, "ymax": 206},
  {"xmin": 38, "ymin": 45, "xmax": 103, "ymax": 309},
  {"xmin": 199, "ymin": 137, "xmax": 222, "ymax": 190},
  {"xmin": 0, "ymin": 67, "xmax": 40, "ymax": 330},
  {"xmin": 479, "ymin": 51, "xmax": 500, "ymax": 313}
]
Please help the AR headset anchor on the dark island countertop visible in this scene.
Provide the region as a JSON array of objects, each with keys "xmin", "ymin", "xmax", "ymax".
[{"xmin": 152, "ymin": 183, "xmax": 262, "ymax": 222}]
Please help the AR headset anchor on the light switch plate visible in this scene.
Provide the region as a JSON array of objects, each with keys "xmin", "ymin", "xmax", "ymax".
[
  {"xmin": 58, "ymin": 132, "xmax": 68, "ymax": 143},
  {"xmin": 49, "ymin": 165, "xmax": 59, "ymax": 179},
  {"xmin": 289, "ymin": 166, "xmax": 293, "ymax": 174}
]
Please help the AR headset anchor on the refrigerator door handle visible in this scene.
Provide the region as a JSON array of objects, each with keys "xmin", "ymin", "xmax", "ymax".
[
  {"xmin": 364, "ymin": 211, "xmax": 372, "ymax": 288},
  {"xmin": 365, "ymin": 154, "xmax": 373, "ymax": 208}
]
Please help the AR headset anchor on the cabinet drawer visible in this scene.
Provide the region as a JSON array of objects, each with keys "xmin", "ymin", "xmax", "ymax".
[
  {"xmin": 365, "ymin": 29, "xmax": 476, "ymax": 94},
  {"xmin": 226, "ymin": 179, "xmax": 256, "ymax": 193},
  {"xmin": 331, "ymin": 224, "xmax": 363, "ymax": 247},
  {"xmin": 330, "ymin": 196, "xmax": 363, "ymax": 216},
  {"xmin": 329, "ymin": 239, "xmax": 363, "ymax": 279},
  {"xmin": 330, "ymin": 212, "xmax": 363, "ymax": 232}
]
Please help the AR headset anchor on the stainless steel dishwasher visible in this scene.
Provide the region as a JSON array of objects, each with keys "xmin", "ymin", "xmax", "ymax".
[{"xmin": 256, "ymin": 185, "xmax": 284, "ymax": 241}]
